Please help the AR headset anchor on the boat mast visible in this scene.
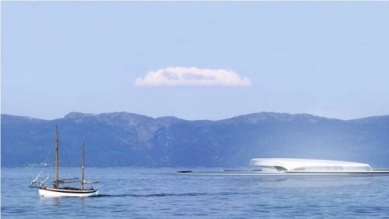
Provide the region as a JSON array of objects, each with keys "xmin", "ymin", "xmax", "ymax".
[
  {"xmin": 54, "ymin": 126, "xmax": 59, "ymax": 188},
  {"xmin": 81, "ymin": 141, "xmax": 85, "ymax": 190}
]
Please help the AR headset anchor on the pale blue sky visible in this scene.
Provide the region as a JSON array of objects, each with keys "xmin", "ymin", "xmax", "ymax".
[{"xmin": 2, "ymin": 2, "xmax": 389, "ymax": 120}]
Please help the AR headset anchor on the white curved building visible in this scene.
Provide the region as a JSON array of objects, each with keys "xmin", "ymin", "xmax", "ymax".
[
  {"xmin": 249, "ymin": 158, "xmax": 373, "ymax": 173},
  {"xmin": 177, "ymin": 158, "xmax": 389, "ymax": 176}
]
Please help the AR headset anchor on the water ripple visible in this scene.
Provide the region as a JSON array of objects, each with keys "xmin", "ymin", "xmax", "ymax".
[{"xmin": 3, "ymin": 167, "xmax": 389, "ymax": 218}]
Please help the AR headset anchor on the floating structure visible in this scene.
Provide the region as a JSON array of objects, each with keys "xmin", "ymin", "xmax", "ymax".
[
  {"xmin": 177, "ymin": 158, "xmax": 389, "ymax": 176},
  {"xmin": 249, "ymin": 158, "xmax": 373, "ymax": 173}
]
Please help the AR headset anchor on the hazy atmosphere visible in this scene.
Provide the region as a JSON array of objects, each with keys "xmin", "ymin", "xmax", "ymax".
[{"xmin": 2, "ymin": 2, "xmax": 389, "ymax": 120}]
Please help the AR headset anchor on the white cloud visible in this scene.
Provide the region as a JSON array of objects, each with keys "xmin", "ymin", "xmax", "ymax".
[{"xmin": 135, "ymin": 67, "xmax": 252, "ymax": 87}]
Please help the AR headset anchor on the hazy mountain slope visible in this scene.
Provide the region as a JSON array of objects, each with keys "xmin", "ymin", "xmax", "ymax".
[{"xmin": 1, "ymin": 112, "xmax": 389, "ymax": 168}]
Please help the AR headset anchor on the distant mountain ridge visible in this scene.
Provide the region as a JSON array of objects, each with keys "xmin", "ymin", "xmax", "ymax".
[{"xmin": 2, "ymin": 112, "xmax": 389, "ymax": 168}]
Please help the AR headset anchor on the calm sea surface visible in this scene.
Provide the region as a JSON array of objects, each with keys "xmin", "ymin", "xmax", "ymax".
[{"xmin": 2, "ymin": 167, "xmax": 389, "ymax": 218}]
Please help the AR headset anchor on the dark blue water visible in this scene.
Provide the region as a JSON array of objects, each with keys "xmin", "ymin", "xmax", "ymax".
[{"xmin": 2, "ymin": 167, "xmax": 389, "ymax": 218}]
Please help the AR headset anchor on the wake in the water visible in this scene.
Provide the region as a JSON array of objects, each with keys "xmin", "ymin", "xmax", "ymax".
[{"xmin": 95, "ymin": 192, "xmax": 239, "ymax": 198}]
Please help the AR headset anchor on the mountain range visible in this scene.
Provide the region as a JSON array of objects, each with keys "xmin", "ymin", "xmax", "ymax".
[{"xmin": 2, "ymin": 112, "xmax": 389, "ymax": 168}]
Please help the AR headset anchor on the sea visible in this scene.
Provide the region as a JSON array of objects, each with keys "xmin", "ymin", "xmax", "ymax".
[{"xmin": 2, "ymin": 167, "xmax": 389, "ymax": 218}]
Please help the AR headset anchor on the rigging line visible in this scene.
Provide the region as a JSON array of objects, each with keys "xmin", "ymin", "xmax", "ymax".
[
  {"xmin": 35, "ymin": 129, "xmax": 56, "ymax": 176},
  {"xmin": 42, "ymin": 144, "xmax": 52, "ymax": 167},
  {"xmin": 58, "ymin": 134, "xmax": 78, "ymax": 179}
]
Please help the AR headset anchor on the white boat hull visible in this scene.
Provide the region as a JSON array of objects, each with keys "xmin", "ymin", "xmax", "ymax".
[{"xmin": 39, "ymin": 188, "xmax": 99, "ymax": 197}]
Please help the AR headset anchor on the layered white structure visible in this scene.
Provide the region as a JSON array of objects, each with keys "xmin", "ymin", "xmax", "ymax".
[{"xmin": 249, "ymin": 158, "xmax": 373, "ymax": 173}]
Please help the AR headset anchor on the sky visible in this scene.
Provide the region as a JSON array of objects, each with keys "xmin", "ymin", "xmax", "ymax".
[{"xmin": 2, "ymin": 2, "xmax": 389, "ymax": 121}]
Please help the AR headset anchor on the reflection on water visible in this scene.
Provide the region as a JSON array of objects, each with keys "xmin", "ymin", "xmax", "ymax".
[
  {"xmin": 38, "ymin": 196, "xmax": 87, "ymax": 206},
  {"xmin": 234, "ymin": 175, "xmax": 375, "ymax": 188}
]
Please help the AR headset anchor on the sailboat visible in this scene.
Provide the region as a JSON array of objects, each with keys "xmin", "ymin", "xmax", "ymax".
[{"xmin": 29, "ymin": 126, "xmax": 99, "ymax": 197}]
